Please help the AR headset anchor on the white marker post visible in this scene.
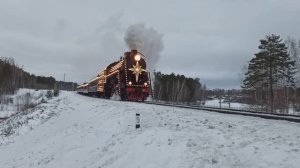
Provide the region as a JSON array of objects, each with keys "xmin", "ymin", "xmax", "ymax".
[{"xmin": 136, "ymin": 113, "xmax": 140, "ymax": 129}]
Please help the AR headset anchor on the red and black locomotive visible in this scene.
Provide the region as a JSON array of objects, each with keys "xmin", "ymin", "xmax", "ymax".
[{"xmin": 77, "ymin": 50, "xmax": 150, "ymax": 101}]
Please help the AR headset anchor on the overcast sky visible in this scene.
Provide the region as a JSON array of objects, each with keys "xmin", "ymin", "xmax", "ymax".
[{"xmin": 0, "ymin": 0, "xmax": 299, "ymax": 89}]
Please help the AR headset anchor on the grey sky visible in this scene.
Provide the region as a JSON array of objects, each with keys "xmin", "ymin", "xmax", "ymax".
[{"xmin": 0, "ymin": 0, "xmax": 299, "ymax": 89}]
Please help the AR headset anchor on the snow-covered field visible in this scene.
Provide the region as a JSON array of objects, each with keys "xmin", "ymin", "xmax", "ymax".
[
  {"xmin": 205, "ymin": 99, "xmax": 300, "ymax": 115},
  {"xmin": 1, "ymin": 91, "xmax": 300, "ymax": 168},
  {"xmin": 205, "ymin": 99, "xmax": 246, "ymax": 109}
]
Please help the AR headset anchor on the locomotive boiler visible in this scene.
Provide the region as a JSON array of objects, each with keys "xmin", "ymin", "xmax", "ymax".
[{"xmin": 77, "ymin": 50, "xmax": 150, "ymax": 101}]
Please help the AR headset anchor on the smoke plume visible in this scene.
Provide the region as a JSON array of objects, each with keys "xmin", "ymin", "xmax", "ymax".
[{"xmin": 124, "ymin": 23, "xmax": 164, "ymax": 71}]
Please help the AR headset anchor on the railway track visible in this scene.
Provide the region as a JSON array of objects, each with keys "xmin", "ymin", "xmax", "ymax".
[
  {"xmin": 77, "ymin": 93, "xmax": 300, "ymax": 123},
  {"xmin": 144, "ymin": 102, "xmax": 300, "ymax": 123}
]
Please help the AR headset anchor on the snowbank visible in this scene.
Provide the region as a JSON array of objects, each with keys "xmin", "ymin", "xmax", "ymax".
[
  {"xmin": 0, "ymin": 89, "xmax": 51, "ymax": 118},
  {"xmin": 0, "ymin": 91, "xmax": 299, "ymax": 168}
]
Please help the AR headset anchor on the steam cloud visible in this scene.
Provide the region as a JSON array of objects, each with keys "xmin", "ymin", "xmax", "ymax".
[{"xmin": 124, "ymin": 23, "xmax": 164, "ymax": 71}]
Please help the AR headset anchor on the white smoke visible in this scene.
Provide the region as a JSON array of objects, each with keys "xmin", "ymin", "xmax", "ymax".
[{"xmin": 124, "ymin": 23, "xmax": 164, "ymax": 71}]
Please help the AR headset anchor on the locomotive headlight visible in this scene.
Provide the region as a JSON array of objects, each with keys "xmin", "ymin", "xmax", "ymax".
[
  {"xmin": 144, "ymin": 82, "xmax": 148, "ymax": 86},
  {"xmin": 134, "ymin": 54, "xmax": 141, "ymax": 61},
  {"xmin": 129, "ymin": 81, "xmax": 132, "ymax": 85}
]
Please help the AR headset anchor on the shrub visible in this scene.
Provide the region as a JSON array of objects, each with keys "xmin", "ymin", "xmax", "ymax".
[
  {"xmin": 1, "ymin": 126, "xmax": 14, "ymax": 137},
  {"xmin": 53, "ymin": 90, "xmax": 59, "ymax": 97},
  {"xmin": 46, "ymin": 90, "xmax": 53, "ymax": 99}
]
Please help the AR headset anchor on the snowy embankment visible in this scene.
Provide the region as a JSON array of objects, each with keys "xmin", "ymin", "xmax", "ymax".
[
  {"xmin": 1, "ymin": 91, "xmax": 300, "ymax": 168},
  {"xmin": 0, "ymin": 89, "xmax": 51, "ymax": 118}
]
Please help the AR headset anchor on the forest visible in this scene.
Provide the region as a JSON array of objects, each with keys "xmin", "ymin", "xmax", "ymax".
[
  {"xmin": 0, "ymin": 57, "xmax": 76, "ymax": 96},
  {"xmin": 152, "ymin": 71, "xmax": 206, "ymax": 104}
]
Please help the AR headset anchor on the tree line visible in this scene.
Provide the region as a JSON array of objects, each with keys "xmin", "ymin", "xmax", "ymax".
[
  {"xmin": 152, "ymin": 71, "xmax": 206, "ymax": 104},
  {"xmin": 0, "ymin": 57, "xmax": 76, "ymax": 95},
  {"xmin": 242, "ymin": 34, "xmax": 300, "ymax": 113}
]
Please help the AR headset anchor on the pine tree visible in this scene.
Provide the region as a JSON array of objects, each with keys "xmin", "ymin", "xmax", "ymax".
[
  {"xmin": 153, "ymin": 71, "xmax": 204, "ymax": 103},
  {"xmin": 243, "ymin": 34, "xmax": 296, "ymax": 112}
]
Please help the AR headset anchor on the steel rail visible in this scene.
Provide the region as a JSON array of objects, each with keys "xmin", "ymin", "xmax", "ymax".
[
  {"xmin": 76, "ymin": 93, "xmax": 300, "ymax": 123},
  {"xmin": 144, "ymin": 102, "xmax": 300, "ymax": 123}
]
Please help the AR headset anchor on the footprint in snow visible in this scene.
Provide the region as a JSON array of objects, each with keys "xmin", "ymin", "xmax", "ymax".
[
  {"xmin": 186, "ymin": 139, "xmax": 197, "ymax": 147},
  {"xmin": 37, "ymin": 155, "xmax": 54, "ymax": 166},
  {"xmin": 168, "ymin": 138, "xmax": 172, "ymax": 145}
]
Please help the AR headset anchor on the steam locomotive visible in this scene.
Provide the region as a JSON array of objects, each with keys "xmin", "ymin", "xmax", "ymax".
[{"xmin": 77, "ymin": 50, "xmax": 151, "ymax": 101}]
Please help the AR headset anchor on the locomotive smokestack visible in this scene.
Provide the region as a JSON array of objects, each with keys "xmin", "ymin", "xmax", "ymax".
[
  {"xmin": 131, "ymin": 49, "xmax": 138, "ymax": 55},
  {"xmin": 124, "ymin": 23, "xmax": 164, "ymax": 71}
]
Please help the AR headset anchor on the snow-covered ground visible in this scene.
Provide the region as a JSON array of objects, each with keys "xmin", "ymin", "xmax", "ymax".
[
  {"xmin": 0, "ymin": 89, "xmax": 51, "ymax": 118},
  {"xmin": 1, "ymin": 91, "xmax": 300, "ymax": 168},
  {"xmin": 205, "ymin": 99, "xmax": 300, "ymax": 115},
  {"xmin": 205, "ymin": 99, "xmax": 246, "ymax": 109}
]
